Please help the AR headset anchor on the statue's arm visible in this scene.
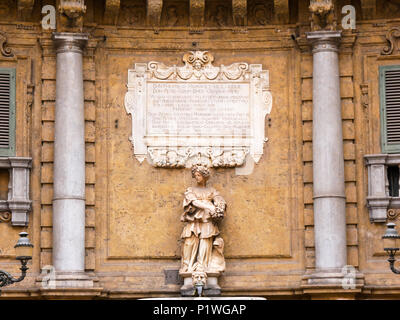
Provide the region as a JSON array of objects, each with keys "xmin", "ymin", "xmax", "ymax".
[{"xmin": 192, "ymin": 200, "xmax": 216, "ymax": 212}]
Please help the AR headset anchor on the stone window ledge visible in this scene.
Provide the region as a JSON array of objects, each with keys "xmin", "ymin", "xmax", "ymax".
[{"xmin": 0, "ymin": 157, "xmax": 32, "ymax": 226}]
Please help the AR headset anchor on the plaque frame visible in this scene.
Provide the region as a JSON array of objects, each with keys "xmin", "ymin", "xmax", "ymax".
[{"xmin": 124, "ymin": 51, "xmax": 272, "ymax": 168}]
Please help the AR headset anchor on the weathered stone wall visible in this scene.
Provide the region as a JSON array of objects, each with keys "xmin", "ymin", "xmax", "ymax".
[{"xmin": 0, "ymin": 0, "xmax": 400, "ymax": 298}]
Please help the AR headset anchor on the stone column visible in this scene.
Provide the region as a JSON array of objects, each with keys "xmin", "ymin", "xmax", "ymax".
[
  {"xmin": 51, "ymin": 33, "xmax": 92, "ymax": 287},
  {"xmin": 306, "ymin": 31, "xmax": 347, "ymax": 284}
]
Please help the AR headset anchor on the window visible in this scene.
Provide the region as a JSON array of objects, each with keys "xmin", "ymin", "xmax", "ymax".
[
  {"xmin": 0, "ymin": 68, "xmax": 15, "ymax": 156},
  {"xmin": 380, "ymin": 65, "xmax": 400, "ymax": 153}
]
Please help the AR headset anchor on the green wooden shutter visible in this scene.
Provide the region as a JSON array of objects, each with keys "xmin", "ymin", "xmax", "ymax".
[
  {"xmin": 0, "ymin": 68, "xmax": 15, "ymax": 156},
  {"xmin": 380, "ymin": 65, "xmax": 400, "ymax": 153}
]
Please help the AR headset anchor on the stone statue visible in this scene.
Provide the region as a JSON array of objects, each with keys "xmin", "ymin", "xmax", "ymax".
[
  {"xmin": 179, "ymin": 164, "xmax": 226, "ymax": 296},
  {"xmin": 165, "ymin": 5, "xmax": 179, "ymax": 26},
  {"xmin": 309, "ymin": 0, "xmax": 336, "ymax": 31},
  {"xmin": 251, "ymin": 3, "xmax": 273, "ymax": 26},
  {"xmin": 211, "ymin": 5, "xmax": 228, "ymax": 27}
]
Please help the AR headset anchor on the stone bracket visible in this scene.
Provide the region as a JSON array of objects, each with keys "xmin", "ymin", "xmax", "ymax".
[
  {"xmin": 104, "ymin": 0, "xmax": 120, "ymax": 25},
  {"xmin": 0, "ymin": 31, "xmax": 13, "ymax": 58},
  {"xmin": 189, "ymin": 0, "xmax": 205, "ymax": 34},
  {"xmin": 232, "ymin": 0, "xmax": 247, "ymax": 28},
  {"xmin": 0, "ymin": 157, "xmax": 32, "ymax": 226},
  {"xmin": 147, "ymin": 0, "xmax": 163, "ymax": 32}
]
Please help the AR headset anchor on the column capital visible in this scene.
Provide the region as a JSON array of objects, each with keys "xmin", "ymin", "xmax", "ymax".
[
  {"xmin": 52, "ymin": 32, "xmax": 89, "ymax": 54},
  {"xmin": 306, "ymin": 30, "xmax": 342, "ymax": 53}
]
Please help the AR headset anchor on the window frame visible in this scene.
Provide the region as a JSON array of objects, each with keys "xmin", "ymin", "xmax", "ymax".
[{"xmin": 0, "ymin": 67, "xmax": 16, "ymax": 157}]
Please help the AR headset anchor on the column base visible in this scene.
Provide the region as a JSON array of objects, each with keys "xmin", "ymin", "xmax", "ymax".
[
  {"xmin": 180, "ymin": 271, "xmax": 222, "ymax": 297},
  {"xmin": 54, "ymin": 272, "xmax": 97, "ymax": 288},
  {"xmin": 35, "ymin": 271, "xmax": 103, "ymax": 298},
  {"xmin": 36, "ymin": 271, "xmax": 100, "ymax": 289},
  {"xmin": 301, "ymin": 269, "xmax": 364, "ymax": 298}
]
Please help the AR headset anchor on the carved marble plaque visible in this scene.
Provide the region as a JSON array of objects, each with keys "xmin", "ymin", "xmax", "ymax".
[{"xmin": 124, "ymin": 51, "xmax": 272, "ymax": 168}]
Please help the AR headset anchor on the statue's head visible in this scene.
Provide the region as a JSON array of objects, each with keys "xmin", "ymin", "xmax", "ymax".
[{"xmin": 191, "ymin": 165, "xmax": 210, "ymax": 183}]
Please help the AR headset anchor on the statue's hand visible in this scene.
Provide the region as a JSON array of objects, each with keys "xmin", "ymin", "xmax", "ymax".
[{"xmin": 208, "ymin": 205, "xmax": 216, "ymax": 215}]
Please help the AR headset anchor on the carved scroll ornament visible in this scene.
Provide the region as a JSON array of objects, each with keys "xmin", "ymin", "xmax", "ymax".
[
  {"xmin": 382, "ymin": 27, "xmax": 400, "ymax": 56},
  {"xmin": 125, "ymin": 51, "xmax": 272, "ymax": 168},
  {"xmin": 388, "ymin": 208, "xmax": 400, "ymax": 220},
  {"xmin": 0, "ymin": 212, "xmax": 11, "ymax": 223},
  {"xmin": 0, "ymin": 31, "xmax": 13, "ymax": 57},
  {"xmin": 147, "ymin": 51, "xmax": 249, "ymax": 81}
]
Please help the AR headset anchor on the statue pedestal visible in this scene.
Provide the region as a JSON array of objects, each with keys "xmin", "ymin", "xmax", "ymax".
[{"xmin": 179, "ymin": 271, "xmax": 222, "ymax": 297}]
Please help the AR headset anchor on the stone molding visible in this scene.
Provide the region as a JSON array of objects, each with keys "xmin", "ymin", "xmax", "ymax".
[{"xmin": 0, "ymin": 157, "xmax": 32, "ymax": 226}]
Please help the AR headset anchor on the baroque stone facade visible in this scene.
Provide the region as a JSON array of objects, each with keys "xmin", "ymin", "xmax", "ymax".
[{"xmin": 0, "ymin": 0, "xmax": 399, "ymax": 299}]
